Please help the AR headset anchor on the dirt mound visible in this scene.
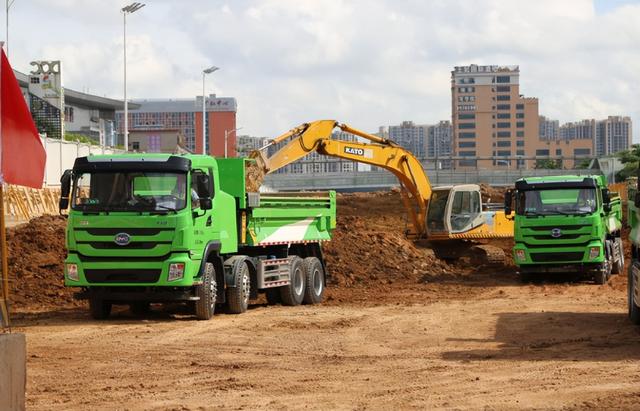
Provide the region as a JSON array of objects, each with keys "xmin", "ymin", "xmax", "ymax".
[
  {"xmin": 5, "ymin": 215, "xmax": 76, "ymax": 310},
  {"xmin": 480, "ymin": 183, "xmax": 507, "ymax": 203}
]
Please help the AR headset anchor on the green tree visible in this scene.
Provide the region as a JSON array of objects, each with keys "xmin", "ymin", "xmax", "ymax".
[
  {"xmin": 64, "ymin": 132, "xmax": 99, "ymax": 145},
  {"xmin": 535, "ymin": 159, "xmax": 561, "ymax": 169},
  {"xmin": 615, "ymin": 144, "xmax": 640, "ymax": 181}
]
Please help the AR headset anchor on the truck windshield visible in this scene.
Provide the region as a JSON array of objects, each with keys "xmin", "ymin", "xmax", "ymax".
[
  {"xmin": 517, "ymin": 188, "xmax": 597, "ymax": 216},
  {"xmin": 72, "ymin": 172, "xmax": 188, "ymax": 212}
]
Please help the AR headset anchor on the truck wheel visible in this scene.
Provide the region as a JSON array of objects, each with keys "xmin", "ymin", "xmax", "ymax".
[
  {"xmin": 265, "ymin": 288, "xmax": 281, "ymax": 305},
  {"xmin": 130, "ymin": 302, "xmax": 150, "ymax": 316},
  {"xmin": 302, "ymin": 257, "xmax": 325, "ymax": 304},
  {"xmin": 594, "ymin": 261, "xmax": 610, "ymax": 285},
  {"xmin": 89, "ymin": 297, "xmax": 112, "ymax": 320},
  {"xmin": 195, "ymin": 262, "xmax": 217, "ymax": 320},
  {"xmin": 226, "ymin": 260, "xmax": 251, "ymax": 314},
  {"xmin": 611, "ymin": 238, "xmax": 624, "ymax": 275},
  {"xmin": 629, "ymin": 262, "xmax": 640, "ymax": 325},
  {"xmin": 280, "ymin": 256, "xmax": 305, "ymax": 306}
]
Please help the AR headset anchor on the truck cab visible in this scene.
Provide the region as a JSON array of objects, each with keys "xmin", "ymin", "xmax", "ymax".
[{"xmin": 505, "ymin": 175, "xmax": 623, "ymax": 284}]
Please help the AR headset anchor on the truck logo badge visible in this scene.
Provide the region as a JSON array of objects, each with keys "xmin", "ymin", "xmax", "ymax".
[
  {"xmin": 550, "ymin": 228, "xmax": 562, "ymax": 238},
  {"xmin": 344, "ymin": 147, "xmax": 364, "ymax": 156},
  {"xmin": 114, "ymin": 233, "xmax": 131, "ymax": 246}
]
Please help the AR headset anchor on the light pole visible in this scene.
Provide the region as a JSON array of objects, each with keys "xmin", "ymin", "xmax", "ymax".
[
  {"xmin": 224, "ymin": 127, "xmax": 242, "ymax": 158},
  {"xmin": 121, "ymin": 2, "xmax": 145, "ymax": 151},
  {"xmin": 201, "ymin": 66, "xmax": 219, "ymax": 155},
  {"xmin": 5, "ymin": 0, "xmax": 15, "ymax": 57}
]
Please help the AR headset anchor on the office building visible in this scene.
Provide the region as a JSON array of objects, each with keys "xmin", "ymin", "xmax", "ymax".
[
  {"xmin": 451, "ymin": 64, "xmax": 539, "ymax": 169},
  {"xmin": 388, "ymin": 121, "xmax": 427, "ymax": 159},
  {"xmin": 115, "ymin": 94, "xmax": 237, "ymax": 156}
]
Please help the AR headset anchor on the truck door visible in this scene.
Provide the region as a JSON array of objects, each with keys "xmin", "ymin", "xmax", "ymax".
[
  {"xmin": 447, "ymin": 187, "xmax": 484, "ymax": 234},
  {"xmin": 191, "ymin": 168, "xmax": 215, "ymax": 249}
]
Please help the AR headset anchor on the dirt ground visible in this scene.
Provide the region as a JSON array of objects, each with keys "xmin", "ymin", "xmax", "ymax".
[{"xmin": 7, "ymin": 191, "xmax": 640, "ymax": 410}]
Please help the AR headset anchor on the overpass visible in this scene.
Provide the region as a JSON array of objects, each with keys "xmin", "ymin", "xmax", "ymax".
[{"xmin": 264, "ymin": 167, "xmax": 601, "ymax": 192}]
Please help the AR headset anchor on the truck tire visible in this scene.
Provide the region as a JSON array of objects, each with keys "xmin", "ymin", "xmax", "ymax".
[
  {"xmin": 89, "ymin": 297, "xmax": 112, "ymax": 320},
  {"xmin": 629, "ymin": 262, "xmax": 640, "ymax": 325},
  {"xmin": 195, "ymin": 262, "xmax": 217, "ymax": 320},
  {"xmin": 226, "ymin": 260, "xmax": 251, "ymax": 314},
  {"xmin": 265, "ymin": 288, "xmax": 281, "ymax": 305},
  {"xmin": 611, "ymin": 238, "xmax": 624, "ymax": 275},
  {"xmin": 594, "ymin": 260, "xmax": 611, "ymax": 285},
  {"xmin": 130, "ymin": 302, "xmax": 150, "ymax": 316},
  {"xmin": 280, "ymin": 256, "xmax": 305, "ymax": 306},
  {"xmin": 302, "ymin": 257, "xmax": 325, "ymax": 304}
]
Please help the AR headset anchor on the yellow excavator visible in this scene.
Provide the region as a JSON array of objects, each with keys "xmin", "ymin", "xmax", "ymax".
[{"xmin": 250, "ymin": 120, "xmax": 513, "ymax": 263}]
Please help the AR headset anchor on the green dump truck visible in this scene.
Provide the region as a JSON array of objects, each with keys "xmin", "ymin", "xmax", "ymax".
[
  {"xmin": 626, "ymin": 177, "xmax": 640, "ymax": 324},
  {"xmin": 505, "ymin": 175, "xmax": 623, "ymax": 284},
  {"xmin": 59, "ymin": 154, "xmax": 336, "ymax": 320}
]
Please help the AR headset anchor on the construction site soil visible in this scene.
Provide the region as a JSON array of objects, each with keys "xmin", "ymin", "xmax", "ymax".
[{"xmin": 6, "ymin": 190, "xmax": 640, "ymax": 410}]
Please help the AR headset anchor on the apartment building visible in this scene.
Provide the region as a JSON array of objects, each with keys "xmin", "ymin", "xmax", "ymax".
[
  {"xmin": 388, "ymin": 121, "xmax": 427, "ymax": 159},
  {"xmin": 451, "ymin": 64, "xmax": 539, "ymax": 169}
]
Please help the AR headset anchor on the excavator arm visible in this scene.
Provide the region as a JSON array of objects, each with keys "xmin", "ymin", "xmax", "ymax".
[{"xmin": 251, "ymin": 120, "xmax": 431, "ymax": 238}]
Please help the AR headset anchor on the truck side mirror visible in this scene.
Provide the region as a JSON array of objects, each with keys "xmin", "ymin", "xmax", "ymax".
[
  {"xmin": 601, "ymin": 187, "xmax": 610, "ymax": 205},
  {"xmin": 59, "ymin": 169, "xmax": 72, "ymax": 212},
  {"xmin": 195, "ymin": 173, "xmax": 211, "ymax": 198},
  {"xmin": 504, "ymin": 189, "xmax": 513, "ymax": 216},
  {"xmin": 199, "ymin": 197, "xmax": 212, "ymax": 210}
]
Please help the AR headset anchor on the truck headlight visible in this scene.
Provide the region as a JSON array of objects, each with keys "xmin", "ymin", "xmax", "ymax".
[
  {"xmin": 66, "ymin": 263, "xmax": 79, "ymax": 281},
  {"xmin": 589, "ymin": 247, "xmax": 600, "ymax": 259},
  {"xmin": 168, "ymin": 263, "xmax": 185, "ymax": 281},
  {"xmin": 515, "ymin": 249, "xmax": 526, "ymax": 261}
]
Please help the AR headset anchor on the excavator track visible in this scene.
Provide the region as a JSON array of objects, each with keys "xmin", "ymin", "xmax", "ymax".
[{"xmin": 471, "ymin": 244, "xmax": 506, "ymax": 267}]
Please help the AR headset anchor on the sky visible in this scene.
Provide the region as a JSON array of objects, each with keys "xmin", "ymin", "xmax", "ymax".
[{"xmin": 6, "ymin": 0, "xmax": 640, "ymax": 139}]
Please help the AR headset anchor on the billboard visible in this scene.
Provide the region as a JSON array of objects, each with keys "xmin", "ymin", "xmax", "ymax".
[{"xmin": 28, "ymin": 60, "xmax": 64, "ymax": 139}]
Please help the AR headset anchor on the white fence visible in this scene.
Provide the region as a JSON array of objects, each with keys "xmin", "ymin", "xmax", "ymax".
[{"xmin": 42, "ymin": 137, "xmax": 125, "ymax": 187}]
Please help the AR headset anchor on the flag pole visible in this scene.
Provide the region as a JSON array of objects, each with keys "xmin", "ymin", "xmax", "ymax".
[{"xmin": 0, "ymin": 184, "xmax": 9, "ymax": 329}]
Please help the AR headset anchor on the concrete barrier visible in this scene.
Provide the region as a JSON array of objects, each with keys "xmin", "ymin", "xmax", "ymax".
[{"xmin": 0, "ymin": 333, "xmax": 26, "ymax": 411}]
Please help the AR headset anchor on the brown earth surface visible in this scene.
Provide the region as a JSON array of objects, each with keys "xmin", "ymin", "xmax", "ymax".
[{"xmin": 6, "ymin": 190, "xmax": 640, "ymax": 410}]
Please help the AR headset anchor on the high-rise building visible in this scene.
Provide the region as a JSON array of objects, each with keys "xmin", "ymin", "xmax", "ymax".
[
  {"xmin": 559, "ymin": 119, "xmax": 596, "ymax": 141},
  {"xmin": 451, "ymin": 64, "xmax": 539, "ymax": 169},
  {"xmin": 115, "ymin": 94, "xmax": 237, "ymax": 156},
  {"xmin": 388, "ymin": 121, "xmax": 427, "ymax": 159},
  {"xmin": 426, "ymin": 120, "xmax": 453, "ymax": 169},
  {"xmin": 236, "ymin": 135, "xmax": 269, "ymax": 157},
  {"xmin": 539, "ymin": 115, "xmax": 559, "ymax": 140},
  {"xmin": 598, "ymin": 116, "xmax": 632, "ymax": 156}
]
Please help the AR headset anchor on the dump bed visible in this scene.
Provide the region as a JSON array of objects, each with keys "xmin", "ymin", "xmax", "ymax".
[
  {"xmin": 216, "ymin": 158, "xmax": 336, "ymax": 247},
  {"xmin": 245, "ymin": 192, "xmax": 336, "ymax": 246}
]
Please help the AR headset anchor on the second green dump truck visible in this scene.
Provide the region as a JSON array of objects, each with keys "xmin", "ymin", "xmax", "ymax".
[
  {"xmin": 60, "ymin": 154, "xmax": 336, "ymax": 320},
  {"xmin": 505, "ymin": 175, "xmax": 623, "ymax": 284}
]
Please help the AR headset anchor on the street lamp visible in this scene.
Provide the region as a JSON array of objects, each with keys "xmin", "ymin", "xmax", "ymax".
[
  {"xmin": 121, "ymin": 2, "xmax": 145, "ymax": 151},
  {"xmin": 224, "ymin": 127, "xmax": 242, "ymax": 158},
  {"xmin": 202, "ymin": 66, "xmax": 219, "ymax": 155},
  {"xmin": 5, "ymin": 0, "xmax": 15, "ymax": 57}
]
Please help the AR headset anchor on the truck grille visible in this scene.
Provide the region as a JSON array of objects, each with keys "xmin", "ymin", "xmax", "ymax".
[
  {"xmin": 74, "ymin": 228, "xmax": 173, "ymax": 236},
  {"xmin": 530, "ymin": 252, "xmax": 584, "ymax": 263},
  {"xmin": 79, "ymin": 241, "xmax": 171, "ymax": 250},
  {"xmin": 84, "ymin": 269, "xmax": 161, "ymax": 283}
]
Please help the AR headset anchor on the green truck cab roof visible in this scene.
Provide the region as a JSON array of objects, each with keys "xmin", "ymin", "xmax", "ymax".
[{"xmin": 515, "ymin": 175, "xmax": 607, "ymax": 190}]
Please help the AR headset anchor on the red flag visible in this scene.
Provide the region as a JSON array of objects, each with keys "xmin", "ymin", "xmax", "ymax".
[{"xmin": 1, "ymin": 48, "xmax": 46, "ymax": 189}]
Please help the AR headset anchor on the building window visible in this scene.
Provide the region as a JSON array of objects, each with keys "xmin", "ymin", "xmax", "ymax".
[
  {"xmin": 516, "ymin": 103, "xmax": 524, "ymax": 110},
  {"xmin": 497, "ymin": 150, "xmax": 511, "ymax": 156},
  {"xmin": 459, "ymin": 151, "xmax": 476, "ymax": 156},
  {"xmin": 496, "ymin": 94, "xmax": 510, "ymax": 101},
  {"xmin": 458, "ymin": 141, "xmax": 476, "ymax": 148},
  {"xmin": 497, "ymin": 122, "xmax": 510, "ymax": 128},
  {"xmin": 497, "ymin": 141, "xmax": 511, "ymax": 147},
  {"xmin": 497, "ymin": 113, "xmax": 511, "ymax": 119},
  {"xmin": 516, "ymin": 140, "xmax": 524, "ymax": 146},
  {"xmin": 516, "ymin": 112, "xmax": 525, "ymax": 118},
  {"xmin": 496, "ymin": 76, "xmax": 510, "ymax": 83},
  {"xmin": 536, "ymin": 149, "xmax": 550, "ymax": 156},
  {"xmin": 516, "ymin": 122, "xmax": 525, "ymax": 128},
  {"xmin": 458, "ymin": 113, "xmax": 475, "ymax": 120},
  {"xmin": 30, "ymin": 76, "xmax": 40, "ymax": 84},
  {"xmin": 65, "ymin": 106, "xmax": 74, "ymax": 123},
  {"xmin": 497, "ymin": 131, "xmax": 511, "ymax": 138},
  {"xmin": 458, "ymin": 123, "xmax": 475, "ymax": 129},
  {"xmin": 132, "ymin": 142, "xmax": 140, "ymax": 150},
  {"xmin": 516, "ymin": 131, "xmax": 524, "ymax": 137},
  {"xmin": 457, "ymin": 104, "xmax": 476, "ymax": 111},
  {"xmin": 574, "ymin": 148, "xmax": 591, "ymax": 155},
  {"xmin": 497, "ymin": 104, "xmax": 510, "ymax": 110},
  {"xmin": 496, "ymin": 85, "xmax": 510, "ymax": 92},
  {"xmin": 555, "ymin": 149, "xmax": 562, "ymax": 155},
  {"xmin": 458, "ymin": 132, "xmax": 476, "ymax": 139},
  {"xmin": 516, "ymin": 150, "xmax": 525, "ymax": 155}
]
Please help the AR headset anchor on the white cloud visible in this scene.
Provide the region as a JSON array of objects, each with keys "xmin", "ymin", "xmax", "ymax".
[{"xmin": 6, "ymin": 0, "xmax": 640, "ymax": 140}]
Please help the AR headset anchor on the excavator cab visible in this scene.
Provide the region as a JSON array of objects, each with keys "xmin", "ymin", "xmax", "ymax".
[{"xmin": 426, "ymin": 185, "xmax": 485, "ymax": 236}]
